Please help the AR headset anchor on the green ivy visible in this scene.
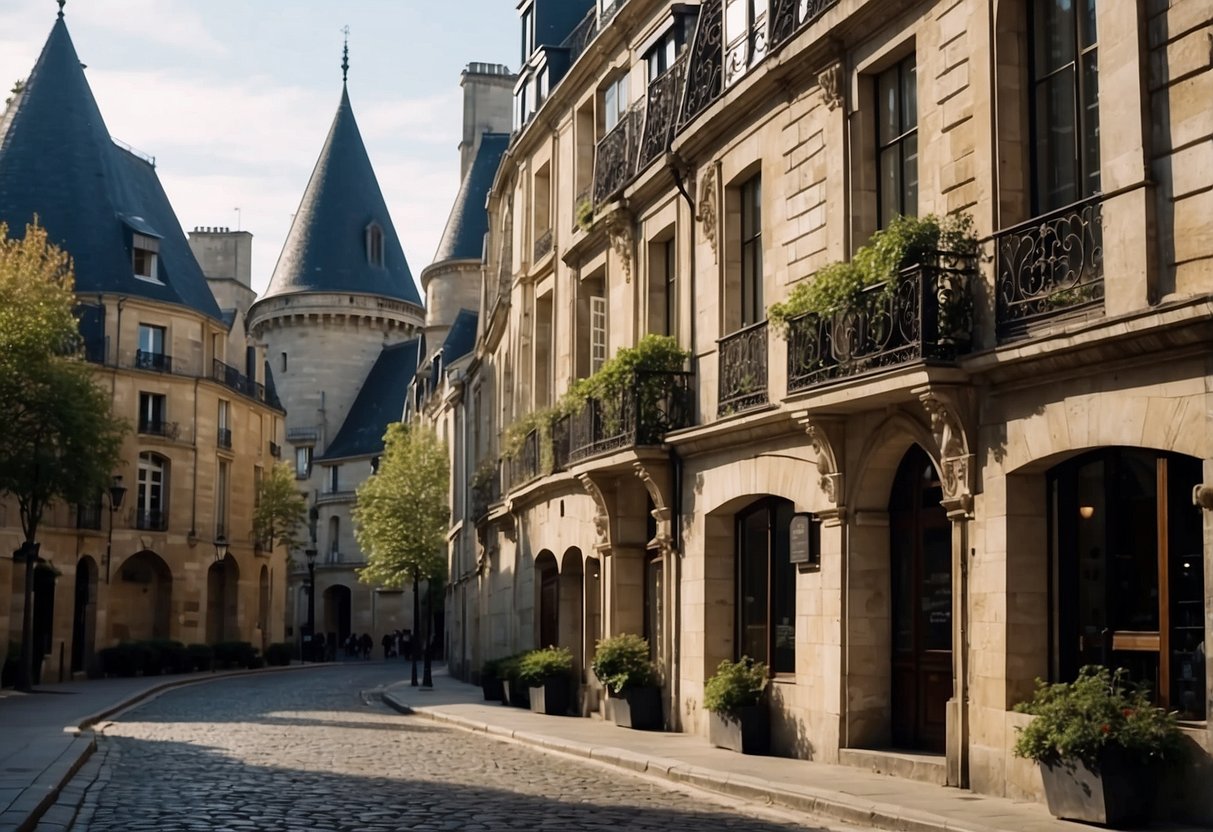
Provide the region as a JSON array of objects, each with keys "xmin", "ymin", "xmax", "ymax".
[
  {"xmin": 575, "ymin": 198, "xmax": 594, "ymax": 231},
  {"xmin": 768, "ymin": 213, "xmax": 977, "ymax": 333}
]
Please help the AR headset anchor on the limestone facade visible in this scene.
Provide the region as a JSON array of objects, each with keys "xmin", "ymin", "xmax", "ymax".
[{"xmin": 456, "ymin": 0, "xmax": 1213, "ymax": 818}]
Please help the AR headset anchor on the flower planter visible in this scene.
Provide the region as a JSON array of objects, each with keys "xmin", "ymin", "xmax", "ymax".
[
  {"xmin": 529, "ymin": 676, "xmax": 570, "ymax": 716},
  {"xmin": 1038, "ymin": 748, "xmax": 1155, "ymax": 827},
  {"xmin": 708, "ymin": 705, "xmax": 768, "ymax": 754},
  {"xmin": 507, "ymin": 678, "xmax": 531, "ymax": 709},
  {"xmin": 608, "ymin": 687, "xmax": 663, "ymax": 730},
  {"xmin": 481, "ymin": 674, "xmax": 503, "ymax": 702}
]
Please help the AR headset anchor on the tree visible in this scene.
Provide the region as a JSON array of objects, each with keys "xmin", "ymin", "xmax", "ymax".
[
  {"xmin": 0, "ymin": 221, "xmax": 126, "ymax": 691},
  {"xmin": 253, "ymin": 462, "xmax": 308, "ymax": 556},
  {"xmin": 354, "ymin": 422, "xmax": 449, "ymax": 687}
]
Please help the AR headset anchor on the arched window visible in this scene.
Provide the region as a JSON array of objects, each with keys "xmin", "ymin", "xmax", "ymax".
[
  {"xmin": 136, "ymin": 452, "xmax": 169, "ymax": 531},
  {"xmin": 366, "ymin": 223, "xmax": 384, "ymax": 267},
  {"xmin": 736, "ymin": 497, "xmax": 797, "ymax": 674}
]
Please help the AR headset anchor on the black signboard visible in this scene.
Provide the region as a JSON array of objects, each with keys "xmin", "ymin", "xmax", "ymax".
[{"xmin": 789, "ymin": 512, "xmax": 819, "ymax": 566}]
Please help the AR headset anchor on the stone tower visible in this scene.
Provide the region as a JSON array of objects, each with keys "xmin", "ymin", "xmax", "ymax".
[{"xmin": 247, "ymin": 63, "xmax": 424, "ymax": 647}]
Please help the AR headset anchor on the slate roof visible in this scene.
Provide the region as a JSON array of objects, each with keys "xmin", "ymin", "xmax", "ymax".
[
  {"xmin": 318, "ymin": 339, "xmax": 419, "ymax": 461},
  {"xmin": 263, "ymin": 86, "xmax": 422, "ymax": 306},
  {"xmin": 440, "ymin": 308, "xmax": 478, "ymax": 364},
  {"xmin": 0, "ymin": 16, "xmax": 222, "ymax": 322},
  {"xmin": 432, "ymin": 133, "xmax": 509, "ymax": 263}
]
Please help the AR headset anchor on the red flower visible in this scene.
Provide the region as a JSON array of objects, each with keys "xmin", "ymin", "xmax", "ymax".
[
  {"xmin": 1101, "ymin": 724, "xmax": 1111, "ymax": 733},
  {"xmin": 1122, "ymin": 708, "xmax": 1134, "ymax": 718}
]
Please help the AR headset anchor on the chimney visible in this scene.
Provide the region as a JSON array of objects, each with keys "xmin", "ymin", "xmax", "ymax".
[{"xmin": 458, "ymin": 63, "xmax": 515, "ymax": 179}]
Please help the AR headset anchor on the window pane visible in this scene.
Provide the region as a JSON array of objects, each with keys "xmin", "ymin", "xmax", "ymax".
[
  {"xmin": 1081, "ymin": 50, "xmax": 1101, "ymax": 198},
  {"xmin": 604, "ymin": 84, "xmax": 617, "ymax": 129},
  {"xmin": 1168, "ymin": 455, "xmax": 1204, "ymax": 719},
  {"xmin": 901, "ymin": 59, "xmax": 918, "ymax": 132},
  {"xmin": 1112, "ymin": 453, "xmax": 1159, "ymax": 632},
  {"xmin": 880, "ymin": 145, "xmax": 901, "ymax": 227},
  {"xmin": 771, "ymin": 502, "xmax": 795, "ymax": 674},
  {"xmin": 1034, "ymin": 68, "xmax": 1078, "ymax": 212},
  {"xmin": 725, "ymin": 0, "xmax": 747, "ymax": 44},
  {"xmin": 922, "ymin": 527, "xmax": 952, "ymax": 651},
  {"xmin": 739, "ymin": 508, "xmax": 769, "ymax": 663},
  {"xmin": 1034, "ymin": 0, "xmax": 1076, "ymax": 76},
  {"xmin": 1079, "ymin": 0, "xmax": 1097, "ymax": 48},
  {"xmin": 878, "ymin": 67, "xmax": 899, "ymax": 145},
  {"xmin": 902, "ymin": 132, "xmax": 919, "ymax": 217}
]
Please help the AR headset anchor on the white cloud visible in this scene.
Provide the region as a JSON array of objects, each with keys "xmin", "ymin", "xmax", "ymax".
[{"xmin": 72, "ymin": 0, "xmax": 227, "ymax": 56}]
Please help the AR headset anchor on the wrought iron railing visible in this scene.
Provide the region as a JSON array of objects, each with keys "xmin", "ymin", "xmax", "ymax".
[
  {"xmin": 551, "ymin": 414, "xmax": 571, "ymax": 472},
  {"xmin": 135, "ymin": 349, "xmax": 172, "ymax": 373},
  {"xmin": 679, "ymin": 0, "xmax": 723, "ymax": 129},
  {"xmin": 76, "ymin": 503, "xmax": 103, "ymax": 531},
  {"xmin": 505, "ymin": 429, "xmax": 541, "ymax": 491},
  {"xmin": 718, "ymin": 321, "xmax": 769, "ymax": 416},
  {"xmin": 287, "ymin": 426, "xmax": 320, "ymax": 443},
  {"xmin": 568, "ymin": 371, "xmax": 693, "ymax": 463},
  {"xmin": 564, "ymin": 7, "xmax": 599, "ymax": 66},
  {"xmin": 598, "ymin": 0, "xmax": 627, "ymax": 26},
  {"xmin": 592, "ymin": 104, "xmax": 642, "ymax": 205},
  {"xmin": 534, "ymin": 228, "xmax": 553, "ymax": 262},
  {"xmin": 637, "ymin": 52, "xmax": 688, "ymax": 173},
  {"xmin": 138, "ymin": 418, "xmax": 180, "ymax": 440},
  {"xmin": 269, "ymin": 441, "xmax": 282, "ymax": 458},
  {"xmin": 471, "ymin": 460, "xmax": 502, "ymax": 520},
  {"xmin": 217, "ymin": 428, "xmax": 232, "ymax": 449},
  {"xmin": 83, "ymin": 338, "xmax": 107, "ymax": 365},
  {"xmin": 134, "ymin": 509, "xmax": 168, "ymax": 532},
  {"xmin": 212, "ymin": 358, "xmax": 241, "ymax": 389},
  {"xmin": 786, "ymin": 255, "xmax": 976, "ymax": 392},
  {"xmin": 994, "ymin": 196, "xmax": 1104, "ymax": 341}
]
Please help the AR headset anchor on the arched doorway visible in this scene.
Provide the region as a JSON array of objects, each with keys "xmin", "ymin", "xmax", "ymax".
[
  {"xmin": 535, "ymin": 551, "xmax": 559, "ymax": 648},
  {"xmin": 322, "ymin": 584, "xmax": 352, "ymax": 645},
  {"xmin": 71, "ymin": 557, "xmax": 99, "ymax": 674},
  {"xmin": 206, "ymin": 555, "xmax": 239, "ymax": 644},
  {"xmin": 258, "ymin": 566, "xmax": 270, "ymax": 651},
  {"xmin": 559, "ymin": 549, "xmax": 584, "ymax": 675},
  {"xmin": 889, "ymin": 445, "xmax": 951, "ymax": 752},
  {"xmin": 110, "ymin": 550, "xmax": 173, "ymax": 641}
]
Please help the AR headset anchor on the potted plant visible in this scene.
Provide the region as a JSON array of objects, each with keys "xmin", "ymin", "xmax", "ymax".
[
  {"xmin": 592, "ymin": 634, "xmax": 662, "ymax": 730},
  {"xmin": 519, "ymin": 646, "xmax": 573, "ymax": 716},
  {"xmin": 497, "ymin": 654, "xmax": 528, "ymax": 708},
  {"xmin": 480, "ymin": 657, "xmax": 505, "ymax": 702},
  {"xmin": 1013, "ymin": 665, "xmax": 1184, "ymax": 826},
  {"xmin": 703, "ymin": 657, "xmax": 769, "ymax": 754}
]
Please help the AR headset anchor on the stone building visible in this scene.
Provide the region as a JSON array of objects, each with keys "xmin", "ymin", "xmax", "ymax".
[
  {"xmin": 457, "ymin": 0, "xmax": 1213, "ymax": 820},
  {"xmin": 0, "ymin": 9, "xmax": 288, "ymax": 677}
]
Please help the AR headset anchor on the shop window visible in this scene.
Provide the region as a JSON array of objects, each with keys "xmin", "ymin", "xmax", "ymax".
[
  {"xmin": 736, "ymin": 497, "xmax": 796, "ymax": 674},
  {"xmin": 1049, "ymin": 448, "xmax": 1205, "ymax": 720}
]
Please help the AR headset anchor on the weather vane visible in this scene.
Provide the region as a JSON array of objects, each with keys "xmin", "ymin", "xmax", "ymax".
[{"xmin": 341, "ymin": 26, "xmax": 350, "ymax": 84}]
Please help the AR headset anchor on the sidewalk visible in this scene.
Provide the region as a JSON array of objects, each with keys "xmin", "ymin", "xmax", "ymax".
[
  {"xmin": 0, "ymin": 665, "xmax": 320, "ymax": 832},
  {"xmin": 384, "ymin": 674, "xmax": 1088, "ymax": 832}
]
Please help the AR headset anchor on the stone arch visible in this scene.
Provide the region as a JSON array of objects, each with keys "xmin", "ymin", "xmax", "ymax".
[
  {"xmin": 206, "ymin": 554, "xmax": 240, "ymax": 644},
  {"xmin": 698, "ymin": 453, "xmax": 820, "ymax": 518},
  {"xmin": 71, "ymin": 556, "xmax": 99, "ymax": 674},
  {"xmin": 322, "ymin": 584, "xmax": 352, "ymax": 645},
  {"xmin": 111, "ymin": 550, "xmax": 172, "ymax": 642},
  {"xmin": 849, "ymin": 409, "xmax": 942, "ymax": 512},
  {"xmin": 534, "ymin": 550, "xmax": 559, "ymax": 648}
]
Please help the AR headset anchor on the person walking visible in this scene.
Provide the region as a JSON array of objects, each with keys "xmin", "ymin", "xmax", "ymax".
[{"xmin": 381, "ymin": 632, "xmax": 393, "ymax": 661}]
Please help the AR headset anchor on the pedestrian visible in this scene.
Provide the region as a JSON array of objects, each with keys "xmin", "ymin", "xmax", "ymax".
[
  {"xmin": 381, "ymin": 632, "xmax": 393, "ymax": 661},
  {"xmin": 401, "ymin": 629, "xmax": 413, "ymax": 662},
  {"xmin": 360, "ymin": 632, "xmax": 373, "ymax": 660}
]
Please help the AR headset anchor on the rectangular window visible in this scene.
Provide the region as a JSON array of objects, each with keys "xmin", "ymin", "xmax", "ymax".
[
  {"xmin": 253, "ymin": 465, "xmax": 263, "ymax": 508},
  {"xmin": 644, "ymin": 23, "xmax": 686, "ymax": 84},
  {"xmin": 590, "ymin": 295, "xmax": 607, "ymax": 374},
  {"xmin": 876, "ymin": 54, "xmax": 919, "ymax": 228},
  {"xmin": 520, "ymin": 5, "xmax": 534, "ymax": 64},
  {"xmin": 139, "ymin": 324, "xmax": 165, "ymax": 356},
  {"xmin": 138, "ymin": 392, "xmax": 166, "ymax": 435},
  {"xmin": 1030, "ymin": 0, "xmax": 1099, "ymax": 213},
  {"xmin": 647, "ymin": 237, "xmax": 678, "ymax": 338},
  {"xmin": 645, "ymin": 554, "xmax": 664, "ymax": 662},
  {"xmin": 737, "ymin": 499, "xmax": 795, "ymax": 674},
  {"xmin": 603, "ymin": 74, "xmax": 629, "ymax": 131},
  {"xmin": 740, "ymin": 174, "xmax": 763, "ymax": 327},
  {"xmin": 327, "ymin": 465, "xmax": 340, "ymax": 494},
  {"xmin": 132, "ymin": 233, "xmax": 160, "ymax": 281},
  {"xmin": 664, "ymin": 239, "xmax": 677, "ymax": 338},
  {"xmin": 295, "ymin": 446, "xmax": 312, "ymax": 480},
  {"xmin": 217, "ymin": 400, "xmax": 231, "ymax": 449},
  {"xmin": 216, "ymin": 459, "xmax": 229, "ymax": 538}
]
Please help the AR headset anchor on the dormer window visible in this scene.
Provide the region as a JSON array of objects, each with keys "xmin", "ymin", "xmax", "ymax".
[
  {"xmin": 366, "ymin": 223, "xmax": 385, "ymax": 267},
  {"xmin": 520, "ymin": 4, "xmax": 535, "ymax": 64},
  {"xmin": 132, "ymin": 233, "xmax": 160, "ymax": 282}
]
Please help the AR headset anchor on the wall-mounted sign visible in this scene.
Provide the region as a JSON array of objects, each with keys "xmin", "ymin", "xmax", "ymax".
[{"xmin": 789, "ymin": 512, "xmax": 820, "ymax": 567}]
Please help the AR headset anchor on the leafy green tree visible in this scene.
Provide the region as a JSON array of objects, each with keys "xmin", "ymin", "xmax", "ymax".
[
  {"xmin": 354, "ymin": 422, "xmax": 449, "ymax": 686},
  {"xmin": 0, "ymin": 222, "xmax": 126, "ymax": 690},
  {"xmin": 253, "ymin": 462, "xmax": 308, "ymax": 556}
]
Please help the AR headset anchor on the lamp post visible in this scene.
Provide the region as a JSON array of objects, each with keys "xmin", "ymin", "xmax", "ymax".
[
  {"xmin": 103, "ymin": 476, "xmax": 127, "ymax": 584},
  {"xmin": 213, "ymin": 535, "xmax": 229, "ymax": 563},
  {"xmin": 305, "ymin": 547, "xmax": 317, "ymax": 661}
]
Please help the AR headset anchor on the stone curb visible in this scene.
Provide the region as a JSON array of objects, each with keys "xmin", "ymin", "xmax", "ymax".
[
  {"xmin": 381, "ymin": 692, "xmax": 1007, "ymax": 832},
  {"xmin": 11, "ymin": 662, "xmax": 333, "ymax": 832}
]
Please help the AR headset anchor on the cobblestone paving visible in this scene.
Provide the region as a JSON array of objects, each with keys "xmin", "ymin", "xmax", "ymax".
[{"xmin": 59, "ymin": 666, "xmax": 828, "ymax": 832}]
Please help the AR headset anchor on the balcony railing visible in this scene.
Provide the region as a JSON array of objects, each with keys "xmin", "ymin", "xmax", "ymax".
[
  {"xmin": 134, "ymin": 349, "xmax": 172, "ymax": 373},
  {"xmin": 287, "ymin": 426, "xmax": 320, "ymax": 443},
  {"xmin": 138, "ymin": 418, "xmax": 180, "ymax": 440},
  {"xmin": 471, "ymin": 460, "xmax": 502, "ymax": 521},
  {"xmin": 505, "ymin": 429, "xmax": 541, "ymax": 491},
  {"xmin": 787, "ymin": 255, "xmax": 976, "ymax": 392},
  {"xmin": 212, "ymin": 358, "xmax": 267, "ymax": 403},
  {"xmin": 994, "ymin": 196, "xmax": 1104, "ymax": 341},
  {"xmin": 83, "ymin": 338, "xmax": 107, "ymax": 365},
  {"xmin": 568, "ymin": 371, "xmax": 693, "ymax": 463},
  {"xmin": 217, "ymin": 427, "xmax": 232, "ymax": 449},
  {"xmin": 534, "ymin": 228, "xmax": 553, "ymax": 262},
  {"xmin": 269, "ymin": 441, "xmax": 282, "ymax": 458},
  {"xmin": 76, "ymin": 503, "xmax": 103, "ymax": 531},
  {"xmin": 551, "ymin": 414, "xmax": 571, "ymax": 472},
  {"xmin": 564, "ymin": 7, "xmax": 599, "ymax": 66},
  {"xmin": 637, "ymin": 52, "xmax": 688, "ymax": 173},
  {"xmin": 718, "ymin": 321, "xmax": 769, "ymax": 416},
  {"xmin": 134, "ymin": 509, "xmax": 167, "ymax": 532},
  {"xmin": 592, "ymin": 104, "xmax": 643, "ymax": 206}
]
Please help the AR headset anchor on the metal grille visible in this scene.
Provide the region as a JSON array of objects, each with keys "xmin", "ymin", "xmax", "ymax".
[{"xmin": 717, "ymin": 321, "xmax": 769, "ymax": 416}]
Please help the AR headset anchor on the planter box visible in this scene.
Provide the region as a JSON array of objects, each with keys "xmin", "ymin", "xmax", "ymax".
[
  {"xmin": 507, "ymin": 678, "xmax": 531, "ymax": 709},
  {"xmin": 609, "ymin": 687, "xmax": 663, "ymax": 730},
  {"xmin": 708, "ymin": 705, "xmax": 768, "ymax": 755},
  {"xmin": 481, "ymin": 675, "xmax": 504, "ymax": 702},
  {"xmin": 1039, "ymin": 749, "xmax": 1155, "ymax": 827},
  {"xmin": 529, "ymin": 676, "xmax": 571, "ymax": 716}
]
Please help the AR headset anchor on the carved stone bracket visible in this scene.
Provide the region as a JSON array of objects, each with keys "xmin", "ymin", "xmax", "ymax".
[
  {"xmin": 633, "ymin": 461, "xmax": 676, "ymax": 556},
  {"xmin": 1194, "ymin": 484, "xmax": 1213, "ymax": 511},
  {"xmin": 792, "ymin": 412, "xmax": 845, "ymax": 508},
  {"xmin": 577, "ymin": 473, "xmax": 613, "ymax": 554},
  {"xmin": 817, "ymin": 61, "xmax": 842, "ymax": 111},
  {"xmin": 696, "ymin": 166, "xmax": 718, "ymax": 262},
  {"xmin": 918, "ymin": 388, "xmax": 975, "ymax": 511},
  {"xmin": 606, "ymin": 211, "xmax": 634, "ymax": 283}
]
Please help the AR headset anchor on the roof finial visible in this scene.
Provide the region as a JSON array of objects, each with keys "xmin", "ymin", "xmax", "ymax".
[
  {"xmin": 57, "ymin": 0, "xmax": 65, "ymax": 19},
  {"xmin": 341, "ymin": 25, "xmax": 350, "ymax": 84}
]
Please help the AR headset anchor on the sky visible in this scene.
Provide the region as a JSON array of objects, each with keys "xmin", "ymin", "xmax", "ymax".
[{"xmin": 0, "ymin": 0, "xmax": 518, "ymax": 297}]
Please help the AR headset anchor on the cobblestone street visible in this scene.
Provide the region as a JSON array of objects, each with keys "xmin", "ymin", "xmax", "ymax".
[{"xmin": 50, "ymin": 666, "xmax": 829, "ymax": 832}]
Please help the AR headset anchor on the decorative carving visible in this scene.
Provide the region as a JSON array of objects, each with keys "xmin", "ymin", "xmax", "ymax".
[
  {"xmin": 577, "ymin": 473, "xmax": 613, "ymax": 553},
  {"xmin": 794, "ymin": 414, "xmax": 844, "ymax": 507},
  {"xmin": 1194, "ymin": 484, "xmax": 1213, "ymax": 511},
  {"xmin": 606, "ymin": 212, "xmax": 634, "ymax": 283},
  {"xmin": 817, "ymin": 61, "xmax": 842, "ymax": 111},
  {"xmin": 919, "ymin": 390, "xmax": 973, "ymax": 503},
  {"xmin": 633, "ymin": 462, "xmax": 675, "ymax": 555},
  {"xmin": 697, "ymin": 166, "xmax": 718, "ymax": 261}
]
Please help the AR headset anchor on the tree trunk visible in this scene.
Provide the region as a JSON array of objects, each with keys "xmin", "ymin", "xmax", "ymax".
[
  {"xmin": 410, "ymin": 574, "xmax": 419, "ymax": 687},
  {"xmin": 422, "ymin": 580, "xmax": 433, "ymax": 688},
  {"xmin": 17, "ymin": 540, "xmax": 36, "ymax": 692}
]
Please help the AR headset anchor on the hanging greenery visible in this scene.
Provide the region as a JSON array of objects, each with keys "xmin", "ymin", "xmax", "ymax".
[{"xmin": 767, "ymin": 213, "xmax": 977, "ymax": 333}]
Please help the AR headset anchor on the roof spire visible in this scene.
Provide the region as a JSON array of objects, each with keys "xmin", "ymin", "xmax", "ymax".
[
  {"xmin": 57, "ymin": 0, "xmax": 65, "ymax": 19},
  {"xmin": 341, "ymin": 25, "xmax": 350, "ymax": 84}
]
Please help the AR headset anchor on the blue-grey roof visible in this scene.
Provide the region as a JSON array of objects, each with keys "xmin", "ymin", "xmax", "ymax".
[
  {"xmin": 318, "ymin": 339, "xmax": 419, "ymax": 461},
  {"xmin": 433, "ymin": 133, "xmax": 509, "ymax": 263},
  {"xmin": 440, "ymin": 309, "xmax": 478, "ymax": 364},
  {"xmin": 0, "ymin": 17, "xmax": 222, "ymax": 322},
  {"xmin": 264, "ymin": 87, "xmax": 421, "ymax": 306}
]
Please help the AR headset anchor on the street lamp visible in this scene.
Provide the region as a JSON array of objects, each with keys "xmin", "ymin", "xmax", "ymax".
[
  {"xmin": 305, "ymin": 547, "xmax": 318, "ymax": 661},
  {"xmin": 103, "ymin": 476, "xmax": 127, "ymax": 584},
  {"xmin": 213, "ymin": 535, "xmax": 230, "ymax": 563}
]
